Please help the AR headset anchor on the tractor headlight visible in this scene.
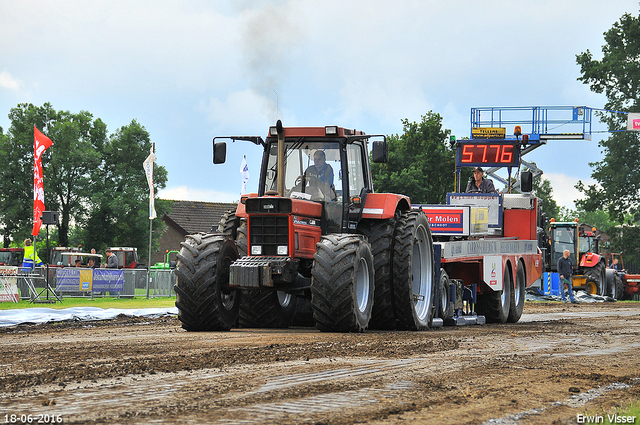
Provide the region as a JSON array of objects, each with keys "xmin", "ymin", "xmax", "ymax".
[
  {"xmin": 251, "ymin": 245, "xmax": 262, "ymax": 255},
  {"xmin": 277, "ymin": 245, "xmax": 288, "ymax": 255}
]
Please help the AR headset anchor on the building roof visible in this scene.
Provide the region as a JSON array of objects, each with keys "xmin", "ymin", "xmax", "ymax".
[{"xmin": 163, "ymin": 200, "xmax": 237, "ymax": 235}]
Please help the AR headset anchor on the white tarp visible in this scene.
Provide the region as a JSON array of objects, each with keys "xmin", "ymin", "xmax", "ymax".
[{"xmin": 0, "ymin": 306, "xmax": 178, "ymax": 328}]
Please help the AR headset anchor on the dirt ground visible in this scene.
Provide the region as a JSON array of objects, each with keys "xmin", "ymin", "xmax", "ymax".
[{"xmin": 1, "ymin": 302, "xmax": 639, "ymax": 425}]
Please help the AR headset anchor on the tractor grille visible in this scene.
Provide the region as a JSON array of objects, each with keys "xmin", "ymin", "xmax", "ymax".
[{"xmin": 249, "ymin": 216, "xmax": 289, "ymax": 256}]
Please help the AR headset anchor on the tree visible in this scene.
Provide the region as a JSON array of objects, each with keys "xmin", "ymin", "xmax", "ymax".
[
  {"xmin": 371, "ymin": 112, "xmax": 455, "ymax": 204},
  {"xmin": 0, "ymin": 104, "xmax": 168, "ymax": 263},
  {"xmin": 575, "ymin": 11, "xmax": 640, "ymax": 223},
  {"xmin": 532, "ymin": 177, "xmax": 559, "ymax": 220},
  {"xmin": 81, "ymin": 120, "xmax": 168, "ymax": 263},
  {"xmin": 0, "ymin": 103, "xmax": 59, "ymax": 246}
]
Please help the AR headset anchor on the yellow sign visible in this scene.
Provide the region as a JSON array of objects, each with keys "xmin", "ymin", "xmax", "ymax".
[
  {"xmin": 79, "ymin": 269, "xmax": 93, "ymax": 291},
  {"xmin": 472, "ymin": 127, "xmax": 506, "ymax": 139}
]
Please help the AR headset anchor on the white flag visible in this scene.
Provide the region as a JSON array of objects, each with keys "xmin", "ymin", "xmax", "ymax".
[
  {"xmin": 143, "ymin": 148, "xmax": 157, "ymax": 219},
  {"xmin": 240, "ymin": 156, "xmax": 249, "ymax": 194}
]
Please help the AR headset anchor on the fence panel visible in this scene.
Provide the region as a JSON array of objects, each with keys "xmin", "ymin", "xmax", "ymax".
[{"xmin": 148, "ymin": 270, "xmax": 176, "ymax": 297}]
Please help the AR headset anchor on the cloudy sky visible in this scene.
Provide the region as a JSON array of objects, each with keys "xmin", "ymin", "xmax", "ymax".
[{"xmin": 1, "ymin": 0, "xmax": 638, "ymax": 210}]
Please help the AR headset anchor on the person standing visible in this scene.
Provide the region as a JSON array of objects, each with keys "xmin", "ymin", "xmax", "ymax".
[
  {"xmin": 558, "ymin": 249, "xmax": 578, "ymax": 304},
  {"xmin": 105, "ymin": 249, "xmax": 119, "ymax": 269},
  {"xmin": 21, "ymin": 238, "xmax": 43, "ymax": 270}
]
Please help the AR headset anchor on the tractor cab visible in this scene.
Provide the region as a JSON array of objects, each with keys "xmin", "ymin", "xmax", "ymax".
[{"xmin": 214, "ymin": 123, "xmax": 388, "ymax": 235}]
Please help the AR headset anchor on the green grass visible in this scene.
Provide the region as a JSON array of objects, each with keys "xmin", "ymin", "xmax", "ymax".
[
  {"xmin": 0, "ymin": 295, "xmax": 176, "ymax": 310},
  {"xmin": 583, "ymin": 399, "xmax": 640, "ymax": 424}
]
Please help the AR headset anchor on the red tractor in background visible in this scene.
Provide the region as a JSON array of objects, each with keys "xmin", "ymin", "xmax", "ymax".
[
  {"xmin": 0, "ymin": 248, "xmax": 24, "ymax": 266},
  {"xmin": 174, "ymin": 121, "xmax": 436, "ymax": 333},
  {"xmin": 547, "ymin": 219, "xmax": 607, "ymax": 295},
  {"xmin": 605, "ymin": 253, "xmax": 640, "ymax": 300}
]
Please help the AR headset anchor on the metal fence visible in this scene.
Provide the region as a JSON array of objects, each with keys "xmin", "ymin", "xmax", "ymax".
[{"xmin": 10, "ymin": 267, "xmax": 176, "ymax": 300}]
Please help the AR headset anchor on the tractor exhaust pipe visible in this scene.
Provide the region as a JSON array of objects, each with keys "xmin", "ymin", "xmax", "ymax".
[{"xmin": 276, "ymin": 120, "xmax": 285, "ymax": 197}]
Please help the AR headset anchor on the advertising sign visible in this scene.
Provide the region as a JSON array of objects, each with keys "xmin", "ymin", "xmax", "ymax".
[
  {"xmin": 56, "ymin": 269, "xmax": 124, "ymax": 292},
  {"xmin": 0, "ymin": 266, "xmax": 20, "ymax": 302}
]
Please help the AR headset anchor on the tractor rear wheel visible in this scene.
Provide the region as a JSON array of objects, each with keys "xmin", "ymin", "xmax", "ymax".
[
  {"xmin": 507, "ymin": 261, "xmax": 526, "ymax": 323},
  {"xmin": 238, "ymin": 290, "xmax": 297, "ymax": 328},
  {"xmin": 216, "ymin": 209, "xmax": 239, "ymax": 236},
  {"xmin": 393, "ymin": 211, "xmax": 436, "ymax": 331},
  {"xmin": 174, "ymin": 234, "xmax": 240, "ymax": 331},
  {"xmin": 477, "ymin": 263, "xmax": 512, "ymax": 323},
  {"xmin": 357, "ymin": 218, "xmax": 397, "ymax": 330},
  {"xmin": 311, "ymin": 234, "xmax": 374, "ymax": 332},
  {"xmin": 615, "ymin": 276, "xmax": 625, "ymax": 300}
]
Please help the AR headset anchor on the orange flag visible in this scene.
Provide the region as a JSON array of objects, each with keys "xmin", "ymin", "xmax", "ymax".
[{"xmin": 32, "ymin": 126, "xmax": 53, "ymax": 236}]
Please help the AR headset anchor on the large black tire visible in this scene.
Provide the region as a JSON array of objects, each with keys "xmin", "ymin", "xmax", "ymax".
[
  {"xmin": 507, "ymin": 261, "xmax": 526, "ymax": 323},
  {"xmin": 605, "ymin": 268, "xmax": 621, "ymax": 300},
  {"xmin": 393, "ymin": 211, "xmax": 436, "ymax": 331},
  {"xmin": 310, "ymin": 234, "xmax": 374, "ymax": 332},
  {"xmin": 238, "ymin": 290, "xmax": 297, "ymax": 328},
  {"xmin": 477, "ymin": 263, "xmax": 512, "ymax": 324},
  {"xmin": 174, "ymin": 234, "xmax": 240, "ymax": 331},
  {"xmin": 234, "ymin": 219, "xmax": 298, "ymax": 328},
  {"xmin": 357, "ymin": 218, "xmax": 397, "ymax": 330},
  {"xmin": 438, "ymin": 268, "xmax": 454, "ymax": 320},
  {"xmin": 584, "ymin": 261, "xmax": 606, "ymax": 296},
  {"xmin": 216, "ymin": 209, "xmax": 239, "ymax": 236},
  {"xmin": 615, "ymin": 276, "xmax": 625, "ymax": 300}
]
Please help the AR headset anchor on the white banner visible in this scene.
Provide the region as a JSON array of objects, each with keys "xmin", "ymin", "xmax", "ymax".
[
  {"xmin": 240, "ymin": 155, "xmax": 249, "ymax": 194},
  {"xmin": 143, "ymin": 148, "xmax": 157, "ymax": 219},
  {"xmin": 627, "ymin": 113, "xmax": 640, "ymax": 131}
]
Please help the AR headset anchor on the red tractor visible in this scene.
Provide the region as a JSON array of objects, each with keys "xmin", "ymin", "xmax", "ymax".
[
  {"xmin": 174, "ymin": 122, "xmax": 437, "ymax": 332},
  {"xmin": 605, "ymin": 253, "xmax": 640, "ymax": 300},
  {"xmin": 547, "ymin": 220, "xmax": 607, "ymax": 295},
  {"xmin": 0, "ymin": 248, "xmax": 24, "ymax": 266}
]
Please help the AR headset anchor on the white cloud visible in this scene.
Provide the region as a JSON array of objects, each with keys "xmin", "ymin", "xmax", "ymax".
[
  {"xmin": 543, "ymin": 172, "xmax": 598, "ymax": 210},
  {"xmin": 158, "ymin": 185, "xmax": 239, "ymax": 204},
  {"xmin": 0, "ymin": 71, "xmax": 21, "ymax": 92}
]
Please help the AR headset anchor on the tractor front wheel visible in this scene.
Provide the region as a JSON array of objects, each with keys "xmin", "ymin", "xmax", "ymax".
[
  {"xmin": 174, "ymin": 234, "xmax": 240, "ymax": 331},
  {"xmin": 311, "ymin": 235, "xmax": 374, "ymax": 332}
]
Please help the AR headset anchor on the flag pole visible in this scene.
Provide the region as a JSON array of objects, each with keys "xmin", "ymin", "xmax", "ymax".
[{"xmin": 146, "ymin": 143, "xmax": 155, "ymax": 299}]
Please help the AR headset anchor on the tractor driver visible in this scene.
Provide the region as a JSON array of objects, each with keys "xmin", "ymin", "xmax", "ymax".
[
  {"xmin": 466, "ymin": 166, "xmax": 497, "ymax": 193},
  {"xmin": 305, "ymin": 150, "xmax": 334, "ymax": 188},
  {"xmin": 298, "ymin": 150, "xmax": 336, "ymax": 201}
]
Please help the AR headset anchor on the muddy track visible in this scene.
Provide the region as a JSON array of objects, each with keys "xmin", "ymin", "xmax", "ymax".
[{"xmin": 1, "ymin": 302, "xmax": 639, "ymax": 424}]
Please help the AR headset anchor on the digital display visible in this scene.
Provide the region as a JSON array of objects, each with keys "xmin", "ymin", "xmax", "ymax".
[{"xmin": 456, "ymin": 142, "xmax": 520, "ymax": 167}]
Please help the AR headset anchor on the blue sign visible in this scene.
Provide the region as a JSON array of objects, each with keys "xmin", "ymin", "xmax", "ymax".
[{"xmin": 56, "ymin": 268, "xmax": 124, "ymax": 292}]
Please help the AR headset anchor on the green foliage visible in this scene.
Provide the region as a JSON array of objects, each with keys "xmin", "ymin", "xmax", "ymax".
[
  {"xmin": 371, "ymin": 112, "xmax": 454, "ymax": 204},
  {"xmin": 81, "ymin": 120, "xmax": 168, "ymax": 262},
  {"xmin": 532, "ymin": 177, "xmax": 559, "ymax": 220},
  {"xmin": 0, "ymin": 104, "xmax": 168, "ymax": 264},
  {"xmin": 575, "ymin": 10, "xmax": 640, "ymax": 266},
  {"xmin": 575, "ymin": 11, "xmax": 640, "ymax": 223}
]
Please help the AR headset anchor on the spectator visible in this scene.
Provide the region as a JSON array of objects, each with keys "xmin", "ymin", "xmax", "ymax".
[
  {"xmin": 88, "ymin": 258, "xmax": 96, "ymax": 268},
  {"xmin": 75, "ymin": 260, "xmax": 82, "ymax": 267},
  {"xmin": 105, "ymin": 249, "xmax": 119, "ymax": 269},
  {"xmin": 91, "ymin": 248, "xmax": 101, "ymax": 267}
]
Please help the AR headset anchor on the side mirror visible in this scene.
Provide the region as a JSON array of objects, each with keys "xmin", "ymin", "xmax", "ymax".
[
  {"xmin": 213, "ymin": 141, "xmax": 227, "ymax": 164},
  {"xmin": 372, "ymin": 140, "xmax": 388, "ymax": 163}
]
